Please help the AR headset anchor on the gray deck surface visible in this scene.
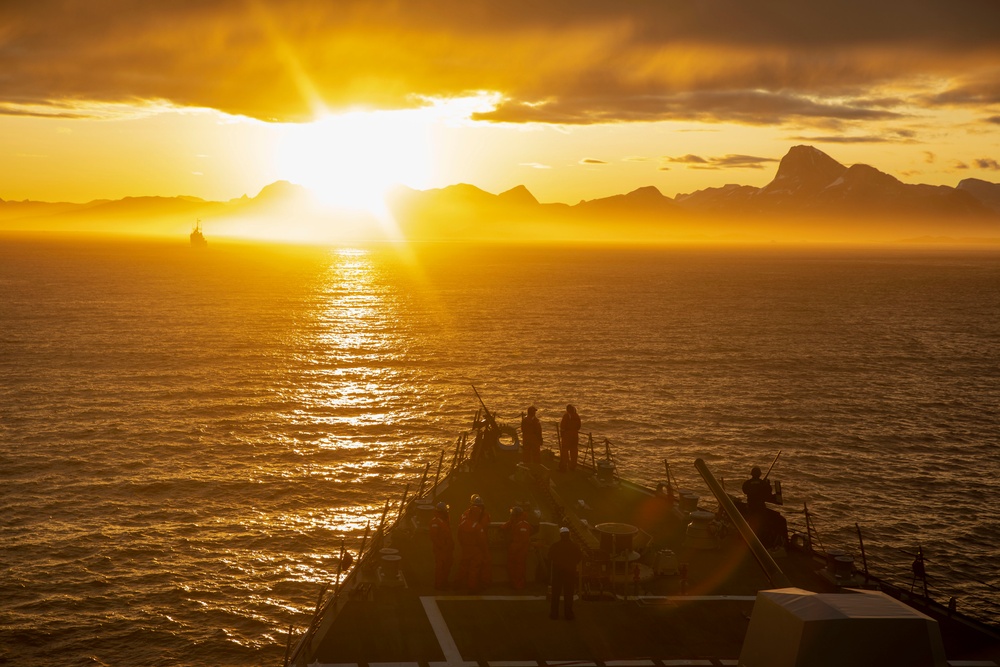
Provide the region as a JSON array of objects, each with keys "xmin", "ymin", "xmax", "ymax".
[
  {"xmin": 313, "ymin": 593, "xmax": 754, "ymax": 664},
  {"xmin": 436, "ymin": 597, "xmax": 751, "ymax": 663}
]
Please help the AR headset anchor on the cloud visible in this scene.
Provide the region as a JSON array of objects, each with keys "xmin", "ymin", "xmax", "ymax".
[
  {"xmin": 519, "ymin": 162, "xmax": 551, "ymax": 169},
  {"xmin": 924, "ymin": 74, "xmax": 1000, "ymax": 106},
  {"xmin": 785, "ymin": 133, "xmax": 912, "ymax": 144},
  {"xmin": 580, "ymin": 158, "xmax": 607, "ymax": 164},
  {"xmin": 664, "ymin": 153, "xmax": 776, "ymax": 169},
  {"xmin": 951, "ymin": 160, "xmax": 970, "ymax": 170},
  {"xmin": 1, "ymin": 1, "xmax": 999, "ymax": 125},
  {"xmin": 665, "ymin": 155, "xmax": 709, "ymax": 164},
  {"xmin": 788, "ymin": 127, "xmax": 919, "ymax": 143},
  {"xmin": 988, "ymin": 116, "xmax": 1000, "ymax": 125},
  {"xmin": 0, "ymin": 100, "xmax": 170, "ymax": 120},
  {"xmin": 923, "ymin": 151, "xmax": 936, "ymax": 163},
  {"xmin": 473, "ymin": 90, "xmax": 903, "ymax": 126},
  {"xmin": 975, "ymin": 158, "xmax": 1000, "ymax": 170},
  {"xmin": 712, "ymin": 154, "xmax": 778, "ymax": 168}
]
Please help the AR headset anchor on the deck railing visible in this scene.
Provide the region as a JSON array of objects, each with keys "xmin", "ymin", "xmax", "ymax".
[{"xmin": 784, "ymin": 502, "xmax": 999, "ymax": 631}]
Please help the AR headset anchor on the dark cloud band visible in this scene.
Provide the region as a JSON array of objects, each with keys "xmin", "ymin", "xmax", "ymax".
[{"xmin": 1, "ymin": 0, "xmax": 999, "ymax": 124}]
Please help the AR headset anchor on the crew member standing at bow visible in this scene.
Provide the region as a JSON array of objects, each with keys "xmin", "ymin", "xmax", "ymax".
[
  {"xmin": 429, "ymin": 502, "xmax": 454, "ymax": 590},
  {"xmin": 503, "ymin": 506, "xmax": 533, "ymax": 590},
  {"xmin": 520, "ymin": 406, "xmax": 543, "ymax": 464},
  {"xmin": 559, "ymin": 404, "xmax": 581, "ymax": 471}
]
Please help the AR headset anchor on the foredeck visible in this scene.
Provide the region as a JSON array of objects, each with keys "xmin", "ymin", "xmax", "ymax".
[
  {"xmin": 295, "ymin": 444, "xmax": 1000, "ymax": 667},
  {"xmin": 301, "ymin": 447, "xmax": 802, "ymax": 666}
]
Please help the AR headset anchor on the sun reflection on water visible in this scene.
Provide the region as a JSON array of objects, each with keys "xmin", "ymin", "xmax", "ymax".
[
  {"xmin": 270, "ymin": 246, "xmax": 420, "ymax": 555},
  {"xmin": 293, "ymin": 248, "xmax": 401, "ymax": 424}
]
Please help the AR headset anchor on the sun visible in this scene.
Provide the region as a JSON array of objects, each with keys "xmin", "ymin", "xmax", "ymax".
[{"xmin": 276, "ymin": 108, "xmax": 434, "ymax": 215}]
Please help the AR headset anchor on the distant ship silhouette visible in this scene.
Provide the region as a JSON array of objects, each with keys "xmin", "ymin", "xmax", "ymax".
[{"xmin": 190, "ymin": 219, "xmax": 207, "ymax": 247}]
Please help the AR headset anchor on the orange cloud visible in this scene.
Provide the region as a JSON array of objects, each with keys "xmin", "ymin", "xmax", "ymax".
[
  {"xmin": 2, "ymin": 0, "xmax": 999, "ymax": 126},
  {"xmin": 786, "ymin": 130, "xmax": 917, "ymax": 144},
  {"xmin": 663, "ymin": 154, "xmax": 776, "ymax": 170}
]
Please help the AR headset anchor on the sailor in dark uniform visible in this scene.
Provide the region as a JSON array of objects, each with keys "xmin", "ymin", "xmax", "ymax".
[
  {"xmin": 547, "ymin": 527, "xmax": 582, "ymax": 620},
  {"xmin": 520, "ymin": 407, "xmax": 543, "ymax": 464},
  {"xmin": 558, "ymin": 405, "xmax": 581, "ymax": 471},
  {"xmin": 742, "ymin": 466, "xmax": 785, "ymax": 548},
  {"xmin": 742, "ymin": 466, "xmax": 773, "ymax": 514}
]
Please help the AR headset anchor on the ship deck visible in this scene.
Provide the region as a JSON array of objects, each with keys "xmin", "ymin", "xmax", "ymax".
[{"xmin": 297, "ymin": 444, "xmax": 1000, "ymax": 667}]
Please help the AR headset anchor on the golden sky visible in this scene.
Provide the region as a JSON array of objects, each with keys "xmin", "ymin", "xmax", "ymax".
[{"xmin": 2, "ymin": 0, "xmax": 1000, "ymax": 206}]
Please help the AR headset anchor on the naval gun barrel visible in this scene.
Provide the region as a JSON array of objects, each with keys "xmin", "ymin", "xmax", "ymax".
[
  {"xmin": 694, "ymin": 458, "xmax": 791, "ymax": 589},
  {"xmin": 471, "ymin": 384, "xmax": 498, "ymax": 429}
]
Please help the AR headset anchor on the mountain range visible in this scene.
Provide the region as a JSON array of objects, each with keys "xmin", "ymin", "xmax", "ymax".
[
  {"xmin": 387, "ymin": 146, "xmax": 1000, "ymax": 243},
  {"xmin": 3, "ymin": 146, "xmax": 1000, "ymax": 244}
]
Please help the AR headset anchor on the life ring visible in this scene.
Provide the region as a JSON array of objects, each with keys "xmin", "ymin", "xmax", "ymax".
[
  {"xmin": 494, "ymin": 425, "xmax": 520, "ymax": 451},
  {"xmin": 790, "ymin": 533, "xmax": 808, "ymax": 550}
]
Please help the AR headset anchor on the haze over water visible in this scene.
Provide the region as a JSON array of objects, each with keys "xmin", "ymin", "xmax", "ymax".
[{"xmin": 2, "ymin": 237, "xmax": 999, "ymax": 666}]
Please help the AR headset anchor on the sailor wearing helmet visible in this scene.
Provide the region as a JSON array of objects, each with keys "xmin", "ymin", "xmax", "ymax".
[
  {"xmin": 457, "ymin": 494, "xmax": 492, "ymax": 591},
  {"xmin": 502, "ymin": 506, "xmax": 534, "ymax": 589}
]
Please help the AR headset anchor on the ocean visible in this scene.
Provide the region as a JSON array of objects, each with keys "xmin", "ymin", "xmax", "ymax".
[{"xmin": 2, "ymin": 236, "xmax": 998, "ymax": 666}]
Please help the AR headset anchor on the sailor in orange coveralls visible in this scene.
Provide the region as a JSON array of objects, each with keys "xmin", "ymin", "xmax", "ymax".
[
  {"xmin": 428, "ymin": 502, "xmax": 454, "ymax": 590},
  {"xmin": 502, "ymin": 506, "xmax": 533, "ymax": 589},
  {"xmin": 456, "ymin": 494, "xmax": 491, "ymax": 591}
]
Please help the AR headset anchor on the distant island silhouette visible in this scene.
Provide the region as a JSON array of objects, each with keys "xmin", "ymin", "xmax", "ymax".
[{"xmin": 2, "ymin": 146, "xmax": 999, "ymax": 244}]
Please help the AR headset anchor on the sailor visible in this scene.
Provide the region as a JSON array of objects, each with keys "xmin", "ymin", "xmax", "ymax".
[
  {"xmin": 457, "ymin": 494, "xmax": 492, "ymax": 591},
  {"xmin": 742, "ymin": 466, "xmax": 774, "ymax": 514},
  {"xmin": 502, "ymin": 506, "xmax": 533, "ymax": 590},
  {"xmin": 520, "ymin": 406, "xmax": 543, "ymax": 465},
  {"xmin": 547, "ymin": 526, "xmax": 582, "ymax": 620},
  {"xmin": 428, "ymin": 502, "xmax": 454, "ymax": 590},
  {"xmin": 742, "ymin": 466, "xmax": 784, "ymax": 547},
  {"xmin": 558, "ymin": 404, "xmax": 581, "ymax": 471}
]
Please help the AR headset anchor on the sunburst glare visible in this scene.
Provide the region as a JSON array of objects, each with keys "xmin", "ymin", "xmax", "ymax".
[{"xmin": 275, "ymin": 96, "xmax": 497, "ymax": 218}]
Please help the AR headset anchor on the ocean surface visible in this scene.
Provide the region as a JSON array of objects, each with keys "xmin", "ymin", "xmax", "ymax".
[{"xmin": 2, "ymin": 236, "xmax": 999, "ymax": 666}]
